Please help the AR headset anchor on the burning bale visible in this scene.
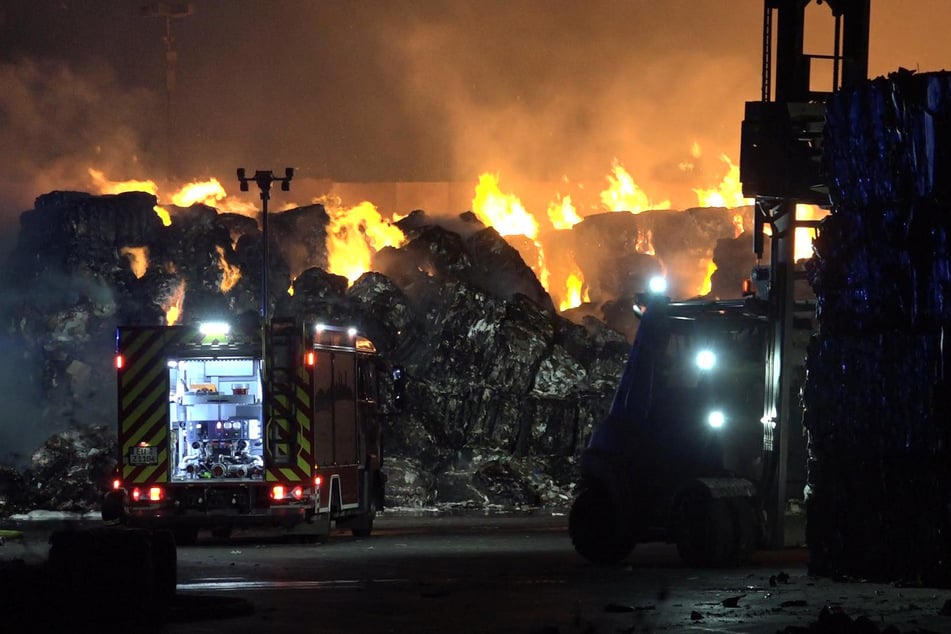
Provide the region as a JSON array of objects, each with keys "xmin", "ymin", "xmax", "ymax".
[
  {"xmin": 804, "ymin": 69, "xmax": 951, "ymax": 583},
  {"xmin": 0, "ymin": 181, "xmax": 754, "ymax": 513}
]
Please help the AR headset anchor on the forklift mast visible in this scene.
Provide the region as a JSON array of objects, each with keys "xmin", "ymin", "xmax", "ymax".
[{"xmin": 739, "ymin": 0, "xmax": 870, "ymax": 548}]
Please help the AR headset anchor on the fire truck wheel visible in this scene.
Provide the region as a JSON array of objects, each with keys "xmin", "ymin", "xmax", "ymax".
[
  {"xmin": 675, "ymin": 494, "xmax": 733, "ymax": 567},
  {"xmin": 101, "ymin": 489, "xmax": 128, "ymax": 525},
  {"xmin": 350, "ymin": 500, "xmax": 377, "ymax": 537},
  {"xmin": 150, "ymin": 529, "xmax": 177, "ymax": 604},
  {"xmin": 568, "ymin": 482, "xmax": 634, "ymax": 564},
  {"xmin": 172, "ymin": 527, "xmax": 199, "ymax": 546}
]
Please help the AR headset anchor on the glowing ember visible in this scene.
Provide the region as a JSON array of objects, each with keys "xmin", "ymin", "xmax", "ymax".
[
  {"xmin": 600, "ymin": 160, "xmax": 671, "ymax": 213},
  {"xmin": 120, "ymin": 246, "xmax": 149, "ymax": 279},
  {"xmin": 547, "ymin": 194, "xmax": 582, "ymax": 230},
  {"xmin": 326, "ymin": 200, "xmax": 405, "ymax": 285},
  {"xmin": 472, "ymin": 173, "xmax": 539, "ymax": 239},
  {"xmin": 165, "ymin": 280, "xmax": 186, "ymax": 325},
  {"xmin": 559, "ymin": 271, "xmax": 589, "ymax": 311},
  {"xmin": 733, "ymin": 212, "xmax": 745, "ymax": 238},
  {"xmin": 215, "ymin": 245, "xmax": 241, "ymax": 292},
  {"xmin": 635, "ymin": 229, "xmax": 655, "ymax": 255},
  {"xmin": 693, "ymin": 154, "xmax": 752, "ymax": 209}
]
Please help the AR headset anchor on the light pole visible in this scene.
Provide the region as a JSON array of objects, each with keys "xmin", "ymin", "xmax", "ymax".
[
  {"xmin": 141, "ymin": 2, "xmax": 194, "ymax": 181},
  {"xmin": 236, "ymin": 167, "xmax": 294, "ymax": 325}
]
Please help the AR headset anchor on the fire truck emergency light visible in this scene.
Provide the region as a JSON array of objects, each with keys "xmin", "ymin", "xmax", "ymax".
[{"xmin": 199, "ymin": 321, "xmax": 231, "ymax": 336}]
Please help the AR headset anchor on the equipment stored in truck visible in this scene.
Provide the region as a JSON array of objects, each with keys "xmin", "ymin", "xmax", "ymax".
[{"xmin": 102, "ymin": 318, "xmax": 401, "ymax": 545}]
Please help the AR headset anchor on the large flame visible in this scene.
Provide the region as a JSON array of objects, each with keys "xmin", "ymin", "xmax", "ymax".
[
  {"xmin": 693, "ymin": 154, "xmax": 752, "ymax": 209},
  {"xmin": 120, "ymin": 246, "xmax": 149, "ymax": 279},
  {"xmin": 171, "ymin": 178, "xmax": 227, "ymax": 207},
  {"xmin": 600, "ymin": 160, "xmax": 671, "ymax": 213},
  {"xmin": 326, "ymin": 200, "xmax": 406, "ymax": 285},
  {"xmin": 559, "ymin": 271, "xmax": 589, "ymax": 311},
  {"xmin": 700, "ymin": 259, "xmax": 717, "ymax": 296},
  {"xmin": 547, "ymin": 194, "xmax": 581, "ymax": 230},
  {"xmin": 472, "ymin": 173, "xmax": 539, "ymax": 239},
  {"xmin": 88, "ymin": 168, "xmax": 171, "ymax": 226}
]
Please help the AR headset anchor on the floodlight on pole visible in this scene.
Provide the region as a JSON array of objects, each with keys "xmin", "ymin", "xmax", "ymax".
[{"xmin": 236, "ymin": 168, "xmax": 294, "ymax": 324}]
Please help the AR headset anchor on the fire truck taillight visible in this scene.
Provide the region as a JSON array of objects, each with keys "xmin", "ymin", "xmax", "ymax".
[
  {"xmin": 131, "ymin": 486, "xmax": 164, "ymax": 502},
  {"xmin": 314, "ymin": 475, "xmax": 322, "ymax": 488},
  {"xmin": 291, "ymin": 486, "xmax": 304, "ymax": 500},
  {"xmin": 112, "ymin": 479, "xmax": 122, "ymax": 490},
  {"xmin": 115, "ymin": 354, "xmax": 124, "ymax": 369},
  {"xmin": 305, "ymin": 351, "xmax": 315, "ymax": 366},
  {"xmin": 271, "ymin": 485, "xmax": 285, "ymax": 499}
]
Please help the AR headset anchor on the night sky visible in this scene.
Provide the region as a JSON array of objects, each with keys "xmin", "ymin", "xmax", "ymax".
[{"xmin": 0, "ymin": 1, "xmax": 948, "ymax": 223}]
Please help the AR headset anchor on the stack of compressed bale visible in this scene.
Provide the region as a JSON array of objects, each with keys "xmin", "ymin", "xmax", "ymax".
[{"xmin": 804, "ymin": 69, "xmax": 951, "ymax": 583}]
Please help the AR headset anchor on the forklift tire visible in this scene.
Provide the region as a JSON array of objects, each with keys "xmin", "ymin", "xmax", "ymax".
[
  {"xmin": 727, "ymin": 497, "xmax": 759, "ymax": 565},
  {"xmin": 675, "ymin": 494, "xmax": 733, "ymax": 567},
  {"xmin": 569, "ymin": 482, "xmax": 634, "ymax": 564}
]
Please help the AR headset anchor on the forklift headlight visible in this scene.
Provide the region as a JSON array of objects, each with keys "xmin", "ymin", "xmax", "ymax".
[
  {"xmin": 648, "ymin": 276, "xmax": 667, "ymax": 294},
  {"xmin": 707, "ymin": 410, "xmax": 725, "ymax": 429},
  {"xmin": 695, "ymin": 349, "xmax": 716, "ymax": 371}
]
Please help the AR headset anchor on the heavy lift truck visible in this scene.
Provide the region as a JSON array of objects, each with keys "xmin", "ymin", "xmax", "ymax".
[{"xmin": 568, "ymin": 0, "xmax": 871, "ymax": 565}]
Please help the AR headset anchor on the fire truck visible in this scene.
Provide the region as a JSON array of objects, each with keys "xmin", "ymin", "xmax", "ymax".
[{"xmin": 102, "ymin": 318, "xmax": 396, "ymax": 545}]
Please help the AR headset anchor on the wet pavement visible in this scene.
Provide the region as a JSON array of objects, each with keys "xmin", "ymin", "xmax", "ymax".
[{"xmin": 2, "ymin": 512, "xmax": 951, "ymax": 632}]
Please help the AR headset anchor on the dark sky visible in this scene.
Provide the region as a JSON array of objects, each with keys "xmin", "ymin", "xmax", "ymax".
[{"xmin": 0, "ymin": 0, "xmax": 948, "ymax": 216}]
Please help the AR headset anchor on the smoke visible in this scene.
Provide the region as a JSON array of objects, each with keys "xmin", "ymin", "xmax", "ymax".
[
  {"xmin": 376, "ymin": 2, "xmax": 761, "ymax": 211},
  {"xmin": 0, "ymin": 57, "xmax": 159, "ymax": 224}
]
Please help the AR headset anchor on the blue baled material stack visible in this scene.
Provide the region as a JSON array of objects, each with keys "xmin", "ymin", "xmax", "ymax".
[{"xmin": 804, "ymin": 69, "xmax": 951, "ymax": 583}]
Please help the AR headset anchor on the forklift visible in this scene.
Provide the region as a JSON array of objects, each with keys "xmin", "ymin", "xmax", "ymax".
[{"xmin": 568, "ymin": 0, "xmax": 870, "ymax": 565}]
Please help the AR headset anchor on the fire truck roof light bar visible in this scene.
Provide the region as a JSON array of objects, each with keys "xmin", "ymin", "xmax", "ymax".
[{"xmin": 199, "ymin": 321, "xmax": 231, "ymax": 336}]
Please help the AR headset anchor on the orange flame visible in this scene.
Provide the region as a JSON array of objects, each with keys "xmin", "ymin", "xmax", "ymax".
[
  {"xmin": 120, "ymin": 246, "xmax": 149, "ymax": 279},
  {"xmin": 559, "ymin": 271, "xmax": 589, "ymax": 311},
  {"xmin": 700, "ymin": 259, "xmax": 717, "ymax": 296},
  {"xmin": 326, "ymin": 200, "xmax": 406, "ymax": 285},
  {"xmin": 171, "ymin": 178, "xmax": 227, "ymax": 207},
  {"xmin": 215, "ymin": 245, "xmax": 241, "ymax": 292},
  {"xmin": 88, "ymin": 168, "xmax": 171, "ymax": 226},
  {"xmin": 693, "ymin": 154, "xmax": 752, "ymax": 209},
  {"xmin": 472, "ymin": 173, "xmax": 539, "ymax": 239},
  {"xmin": 635, "ymin": 229, "xmax": 655, "ymax": 255},
  {"xmin": 547, "ymin": 194, "xmax": 582, "ymax": 230},
  {"xmin": 600, "ymin": 160, "xmax": 671, "ymax": 213},
  {"xmin": 165, "ymin": 280, "xmax": 186, "ymax": 325}
]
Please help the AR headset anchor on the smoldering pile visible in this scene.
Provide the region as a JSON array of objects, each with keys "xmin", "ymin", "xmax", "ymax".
[
  {"xmin": 804, "ymin": 69, "xmax": 951, "ymax": 584},
  {"xmin": 0, "ymin": 188, "xmax": 756, "ymax": 515}
]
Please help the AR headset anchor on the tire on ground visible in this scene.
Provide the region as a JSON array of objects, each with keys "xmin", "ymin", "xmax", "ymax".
[
  {"xmin": 675, "ymin": 492, "xmax": 734, "ymax": 567},
  {"xmin": 569, "ymin": 481, "xmax": 634, "ymax": 564},
  {"xmin": 150, "ymin": 529, "xmax": 177, "ymax": 604}
]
